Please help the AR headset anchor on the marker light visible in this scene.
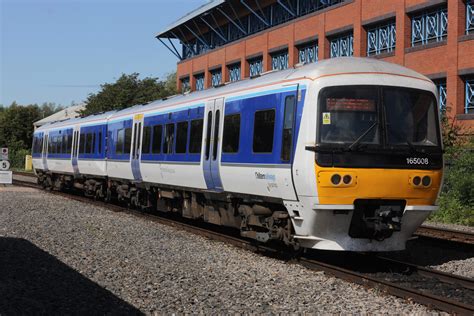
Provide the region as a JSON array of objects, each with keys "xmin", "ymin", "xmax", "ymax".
[
  {"xmin": 331, "ymin": 174, "xmax": 341, "ymax": 185},
  {"xmin": 413, "ymin": 176, "xmax": 421, "ymax": 186},
  {"xmin": 422, "ymin": 176, "xmax": 431, "ymax": 187},
  {"xmin": 343, "ymin": 175, "xmax": 352, "ymax": 184}
]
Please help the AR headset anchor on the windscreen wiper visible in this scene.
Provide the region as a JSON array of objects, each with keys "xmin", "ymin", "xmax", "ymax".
[
  {"xmin": 347, "ymin": 121, "xmax": 378, "ymax": 152},
  {"xmin": 405, "ymin": 139, "xmax": 424, "ymax": 154}
]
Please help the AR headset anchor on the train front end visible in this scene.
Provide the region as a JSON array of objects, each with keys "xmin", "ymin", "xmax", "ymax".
[{"xmin": 292, "ymin": 71, "xmax": 443, "ymax": 251}]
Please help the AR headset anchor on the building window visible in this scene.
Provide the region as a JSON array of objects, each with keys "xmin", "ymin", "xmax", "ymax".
[
  {"xmin": 467, "ymin": 0, "xmax": 474, "ymax": 34},
  {"xmin": 271, "ymin": 50, "xmax": 289, "ymax": 71},
  {"xmin": 180, "ymin": 77, "xmax": 190, "ymax": 93},
  {"xmin": 194, "ymin": 73, "xmax": 205, "ymax": 91},
  {"xmin": 434, "ymin": 79, "xmax": 447, "ymax": 112},
  {"xmin": 466, "ymin": 78, "xmax": 474, "ymax": 114},
  {"xmin": 299, "ymin": 0, "xmax": 343, "ymax": 16},
  {"xmin": 211, "ymin": 69, "xmax": 222, "ymax": 87},
  {"xmin": 366, "ymin": 20, "xmax": 396, "ymax": 56},
  {"xmin": 248, "ymin": 57, "xmax": 263, "ymax": 77},
  {"xmin": 253, "ymin": 109, "xmax": 275, "ymax": 153},
  {"xmin": 298, "ymin": 42, "xmax": 318, "ymax": 64},
  {"xmin": 228, "ymin": 63, "xmax": 241, "ymax": 82},
  {"xmin": 329, "ymin": 32, "xmax": 354, "ymax": 58},
  {"xmin": 411, "ymin": 7, "xmax": 447, "ymax": 47}
]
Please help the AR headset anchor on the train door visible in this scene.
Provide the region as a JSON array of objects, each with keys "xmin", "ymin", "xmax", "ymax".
[
  {"xmin": 202, "ymin": 98, "xmax": 223, "ymax": 191},
  {"xmin": 41, "ymin": 133, "xmax": 49, "ymax": 171},
  {"xmin": 71, "ymin": 127, "xmax": 80, "ymax": 175},
  {"xmin": 282, "ymin": 84, "xmax": 300, "ymax": 200},
  {"xmin": 131, "ymin": 114, "xmax": 143, "ymax": 182}
]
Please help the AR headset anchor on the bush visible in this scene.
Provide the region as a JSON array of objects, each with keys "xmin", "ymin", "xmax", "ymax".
[
  {"xmin": 430, "ymin": 138, "xmax": 474, "ymax": 226},
  {"xmin": 8, "ymin": 148, "xmax": 31, "ymax": 170}
]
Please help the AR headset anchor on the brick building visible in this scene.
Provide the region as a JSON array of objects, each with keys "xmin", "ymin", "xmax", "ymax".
[{"xmin": 156, "ymin": 0, "xmax": 474, "ymax": 129}]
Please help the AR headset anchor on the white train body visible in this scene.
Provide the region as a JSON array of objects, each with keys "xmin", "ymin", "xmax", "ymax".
[{"xmin": 33, "ymin": 58, "xmax": 443, "ymax": 251}]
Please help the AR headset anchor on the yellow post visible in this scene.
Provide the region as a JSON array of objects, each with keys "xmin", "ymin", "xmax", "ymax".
[{"xmin": 25, "ymin": 155, "xmax": 32, "ymax": 171}]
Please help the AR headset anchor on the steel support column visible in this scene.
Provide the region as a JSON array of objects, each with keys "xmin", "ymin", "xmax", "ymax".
[{"xmin": 240, "ymin": 0, "xmax": 270, "ymax": 26}]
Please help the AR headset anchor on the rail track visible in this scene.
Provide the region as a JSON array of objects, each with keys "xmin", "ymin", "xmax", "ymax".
[
  {"xmin": 415, "ymin": 226, "xmax": 474, "ymax": 245},
  {"xmin": 10, "ymin": 173, "xmax": 474, "ymax": 314}
]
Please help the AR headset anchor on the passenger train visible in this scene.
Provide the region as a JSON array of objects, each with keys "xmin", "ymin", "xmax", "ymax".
[{"xmin": 32, "ymin": 58, "xmax": 443, "ymax": 251}]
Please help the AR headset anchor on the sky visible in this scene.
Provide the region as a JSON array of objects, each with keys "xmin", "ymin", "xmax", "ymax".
[{"xmin": 0, "ymin": 0, "xmax": 208, "ymax": 107}]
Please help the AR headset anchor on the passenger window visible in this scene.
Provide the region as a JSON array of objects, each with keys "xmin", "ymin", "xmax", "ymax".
[
  {"xmin": 56, "ymin": 137, "xmax": 60, "ymax": 154},
  {"xmin": 124, "ymin": 128, "xmax": 132, "ymax": 154},
  {"xmin": 189, "ymin": 119, "xmax": 203, "ymax": 153},
  {"xmin": 205, "ymin": 112, "xmax": 212, "ymax": 160},
  {"xmin": 176, "ymin": 121, "xmax": 188, "ymax": 154},
  {"xmin": 66, "ymin": 134, "xmax": 72, "ymax": 154},
  {"xmin": 152, "ymin": 125, "xmax": 162, "ymax": 154},
  {"xmin": 60, "ymin": 135, "xmax": 64, "ymax": 153},
  {"xmin": 281, "ymin": 95, "xmax": 295, "ymax": 161},
  {"xmin": 163, "ymin": 123, "xmax": 175, "ymax": 154},
  {"xmin": 116, "ymin": 129, "xmax": 124, "ymax": 154},
  {"xmin": 222, "ymin": 114, "xmax": 240, "ymax": 153},
  {"xmin": 86, "ymin": 133, "xmax": 94, "ymax": 154},
  {"xmin": 213, "ymin": 110, "xmax": 220, "ymax": 160},
  {"xmin": 51, "ymin": 137, "xmax": 56, "ymax": 154},
  {"xmin": 253, "ymin": 109, "xmax": 275, "ymax": 153},
  {"xmin": 142, "ymin": 126, "xmax": 151, "ymax": 154},
  {"xmin": 62, "ymin": 135, "xmax": 67, "ymax": 154},
  {"xmin": 98, "ymin": 131, "xmax": 102, "ymax": 154}
]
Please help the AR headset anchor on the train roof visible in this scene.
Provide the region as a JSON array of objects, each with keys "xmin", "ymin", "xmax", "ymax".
[
  {"xmin": 108, "ymin": 57, "xmax": 431, "ymax": 120},
  {"xmin": 36, "ymin": 57, "xmax": 432, "ymax": 131},
  {"xmin": 35, "ymin": 110, "xmax": 117, "ymax": 132}
]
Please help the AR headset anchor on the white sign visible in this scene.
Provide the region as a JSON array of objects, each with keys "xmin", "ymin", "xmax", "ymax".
[
  {"xmin": 0, "ymin": 160, "xmax": 10, "ymax": 171},
  {"xmin": 0, "ymin": 171, "xmax": 12, "ymax": 184},
  {"xmin": 1, "ymin": 148, "xmax": 8, "ymax": 160}
]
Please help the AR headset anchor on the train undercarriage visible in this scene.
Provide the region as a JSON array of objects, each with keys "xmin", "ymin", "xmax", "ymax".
[{"xmin": 36, "ymin": 170, "xmax": 297, "ymax": 248}]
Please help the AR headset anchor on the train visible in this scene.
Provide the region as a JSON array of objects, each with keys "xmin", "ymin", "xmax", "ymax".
[{"xmin": 32, "ymin": 57, "xmax": 443, "ymax": 251}]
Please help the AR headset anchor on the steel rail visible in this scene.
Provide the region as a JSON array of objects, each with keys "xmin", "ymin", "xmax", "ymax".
[
  {"xmin": 298, "ymin": 258, "xmax": 474, "ymax": 315},
  {"xmin": 416, "ymin": 225, "xmax": 474, "ymax": 245},
  {"xmin": 9, "ymin": 177, "xmax": 474, "ymax": 314},
  {"xmin": 376, "ymin": 256, "xmax": 474, "ymax": 290}
]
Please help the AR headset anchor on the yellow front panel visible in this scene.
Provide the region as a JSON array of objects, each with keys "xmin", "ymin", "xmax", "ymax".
[{"xmin": 315, "ymin": 165, "xmax": 442, "ymax": 205}]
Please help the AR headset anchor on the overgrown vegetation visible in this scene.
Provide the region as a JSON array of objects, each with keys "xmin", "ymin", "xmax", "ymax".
[
  {"xmin": 0, "ymin": 103, "xmax": 63, "ymax": 168},
  {"xmin": 82, "ymin": 72, "xmax": 177, "ymax": 115},
  {"xmin": 429, "ymin": 108, "xmax": 474, "ymax": 226}
]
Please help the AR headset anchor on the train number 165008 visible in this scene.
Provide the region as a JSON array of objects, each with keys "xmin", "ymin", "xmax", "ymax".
[{"xmin": 406, "ymin": 157, "xmax": 429, "ymax": 165}]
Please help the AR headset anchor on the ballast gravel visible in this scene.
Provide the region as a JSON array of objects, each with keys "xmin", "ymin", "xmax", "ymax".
[{"xmin": 0, "ymin": 186, "xmax": 456, "ymax": 314}]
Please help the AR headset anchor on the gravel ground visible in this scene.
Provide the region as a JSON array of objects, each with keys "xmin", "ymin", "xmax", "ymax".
[
  {"xmin": 0, "ymin": 186, "xmax": 439, "ymax": 314},
  {"xmin": 414, "ymin": 221, "xmax": 474, "ymax": 278}
]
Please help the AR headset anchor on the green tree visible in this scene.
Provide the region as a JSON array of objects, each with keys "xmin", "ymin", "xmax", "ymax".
[
  {"xmin": 83, "ymin": 72, "xmax": 177, "ymax": 115},
  {"xmin": 0, "ymin": 102, "xmax": 42, "ymax": 149},
  {"xmin": 0, "ymin": 102, "xmax": 63, "ymax": 149}
]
